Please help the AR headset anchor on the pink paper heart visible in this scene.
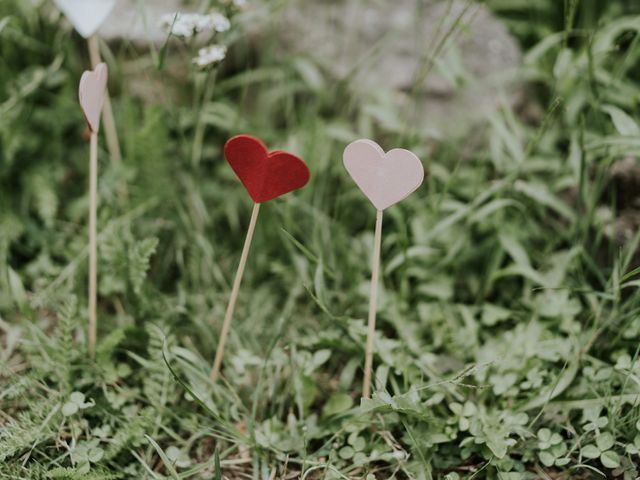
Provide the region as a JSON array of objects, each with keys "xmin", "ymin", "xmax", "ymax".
[
  {"xmin": 79, "ymin": 63, "xmax": 108, "ymax": 133},
  {"xmin": 343, "ymin": 139, "xmax": 424, "ymax": 210}
]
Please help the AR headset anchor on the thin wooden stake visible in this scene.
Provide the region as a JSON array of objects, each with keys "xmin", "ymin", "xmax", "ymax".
[
  {"xmin": 363, "ymin": 209, "xmax": 383, "ymax": 397},
  {"xmin": 88, "ymin": 35, "xmax": 122, "ymax": 168},
  {"xmin": 211, "ymin": 202, "xmax": 261, "ymax": 380},
  {"xmin": 88, "ymin": 131, "xmax": 98, "ymax": 359}
]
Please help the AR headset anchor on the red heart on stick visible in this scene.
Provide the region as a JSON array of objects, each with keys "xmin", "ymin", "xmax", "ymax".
[{"xmin": 224, "ymin": 135, "xmax": 310, "ymax": 203}]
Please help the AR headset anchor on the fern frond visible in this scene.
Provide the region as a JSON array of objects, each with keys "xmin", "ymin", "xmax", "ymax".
[
  {"xmin": 53, "ymin": 295, "xmax": 78, "ymax": 393},
  {"xmin": 0, "ymin": 398, "xmax": 61, "ymax": 462},
  {"xmin": 128, "ymin": 237, "xmax": 158, "ymax": 297},
  {"xmin": 104, "ymin": 407, "xmax": 154, "ymax": 461}
]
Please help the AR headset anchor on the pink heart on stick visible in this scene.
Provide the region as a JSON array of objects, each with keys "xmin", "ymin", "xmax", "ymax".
[
  {"xmin": 343, "ymin": 139, "xmax": 424, "ymax": 210},
  {"xmin": 79, "ymin": 63, "xmax": 108, "ymax": 133}
]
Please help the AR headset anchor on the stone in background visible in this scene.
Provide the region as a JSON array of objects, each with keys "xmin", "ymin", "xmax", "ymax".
[
  {"xmin": 276, "ymin": 0, "xmax": 522, "ymax": 137},
  {"xmin": 98, "ymin": 0, "xmax": 196, "ymax": 44},
  {"xmin": 97, "ymin": 0, "xmax": 522, "ymax": 137}
]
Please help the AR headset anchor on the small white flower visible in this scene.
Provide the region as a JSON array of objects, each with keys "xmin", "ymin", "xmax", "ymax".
[
  {"xmin": 193, "ymin": 45, "xmax": 228, "ymax": 68},
  {"xmin": 160, "ymin": 13, "xmax": 194, "ymax": 38},
  {"xmin": 160, "ymin": 12, "xmax": 231, "ymax": 38},
  {"xmin": 210, "ymin": 13, "xmax": 231, "ymax": 32}
]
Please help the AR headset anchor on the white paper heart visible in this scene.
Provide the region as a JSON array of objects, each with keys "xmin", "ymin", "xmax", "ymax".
[
  {"xmin": 79, "ymin": 63, "xmax": 108, "ymax": 132},
  {"xmin": 343, "ymin": 139, "xmax": 424, "ymax": 211},
  {"xmin": 54, "ymin": 0, "xmax": 116, "ymax": 38}
]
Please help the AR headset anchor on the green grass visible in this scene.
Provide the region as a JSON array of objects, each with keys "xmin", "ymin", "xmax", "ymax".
[{"xmin": 3, "ymin": 0, "xmax": 640, "ymax": 478}]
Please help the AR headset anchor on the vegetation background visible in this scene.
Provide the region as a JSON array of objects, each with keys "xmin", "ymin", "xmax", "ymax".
[{"xmin": 2, "ymin": 0, "xmax": 640, "ymax": 478}]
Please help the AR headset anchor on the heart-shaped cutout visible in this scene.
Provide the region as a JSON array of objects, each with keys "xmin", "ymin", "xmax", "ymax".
[
  {"xmin": 54, "ymin": 0, "xmax": 116, "ymax": 38},
  {"xmin": 225, "ymin": 135, "xmax": 310, "ymax": 203},
  {"xmin": 79, "ymin": 63, "xmax": 108, "ymax": 133},
  {"xmin": 343, "ymin": 139, "xmax": 424, "ymax": 210}
]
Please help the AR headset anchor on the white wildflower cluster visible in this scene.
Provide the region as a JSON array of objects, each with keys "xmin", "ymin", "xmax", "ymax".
[
  {"xmin": 160, "ymin": 12, "xmax": 231, "ymax": 39},
  {"xmin": 193, "ymin": 45, "xmax": 228, "ymax": 68},
  {"xmin": 160, "ymin": 9, "xmax": 234, "ymax": 69}
]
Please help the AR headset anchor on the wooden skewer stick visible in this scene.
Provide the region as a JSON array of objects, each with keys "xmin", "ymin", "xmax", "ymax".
[
  {"xmin": 88, "ymin": 130, "xmax": 99, "ymax": 359},
  {"xmin": 210, "ymin": 202, "xmax": 261, "ymax": 381},
  {"xmin": 87, "ymin": 35, "xmax": 122, "ymax": 168},
  {"xmin": 362, "ymin": 209, "xmax": 383, "ymax": 398}
]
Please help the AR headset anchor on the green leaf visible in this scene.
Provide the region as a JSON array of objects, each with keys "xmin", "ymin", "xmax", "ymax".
[
  {"xmin": 538, "ymin": 450, "xmax": 555, "ymax": 467},
  {"xmin": 499, "ymin": 233, "xmax": 531, "ymax": 268},
  {"xmin": 339, "ymin": 446, "xmax": 354, "ymax": 459},
  {"xmin": 311, "ymin": 349, "xmax": 331, "ymax": 369},
  {"xmin": 603, "ymin": 105, "xmax": 640, "ymax": 136},
  {"xmin": 553, "ymin": 48, "xmax": 573, "ymax": 79},
  {"xmin": 349, "ymin": 435, "xmax": 366, "ymax": 452},
  {"xmin": 485, "ymin": 430, "xmax": 508, "ymax": 459},
  {"xmin": 459, "ymin": 417, "xmax": 470, "ymax": 431},
  {"xmin": 514, "ymin": 180, "xmax": 575, "ymax": 221},
  {"xmin": 7, "ymin": 267, "xmax": 26, "ymax": 308},
  {"xmin": 449, "ymin": 402, "xmax": 463, "ymax": 415},
  {"xmin": 581, "ymin": 444, "xmax": 600, "ymax": 459},
  {"xmin": 596, "ymin": 432, "xmax": 614, "ymax": 451},
  {"xmin": 62, "ymin": 402, "xmax": 79, "ymax": 417},
  {"xmin": 481, "ymin": 304, "xmax": 511, "ymax": 326},
  {"xmin": 214, "ymin": 448, "xmax": 222, "ymax": 480},
  {"xmin": 462, "ymin": 402, "xmax": 477, "ymax": 417},
  {"xmin": 551, "ymin": 442, "xmax": 567, "ymax": 457},
  {"xmin": 0, "ymin": 16, "xmax": 12, "ymax": 36},
  {"xmin": 145, "ymin": 435, "xmax": 180, "ymax": 479},
  {"xmin": 600, "ymin": 450, "xmax": 620, "ymax": 469},
  {"xmin": 87, "ymin": 447, "xmax": 104, "ymax": 463},
  {"xmin": 323, "ymin": 393, "xmax": 353, "ymax": 417},
  {"xmin": 77, "ymin": 461, "xmax": 90, "ymax": 475},
  {"xmin": 69, "ymin": 392, "xmax": 85, "ymax": 404},
  {"xmin": 292, "ymin": 57, "xmax": 325, "ymax": 91},
  {"xmin": 537, "ymin": 428, "xmax": 551, "ymax": 442},
  {"xmin": 360, "ymin": 395, "xmax": 388, "ymax": 413}
]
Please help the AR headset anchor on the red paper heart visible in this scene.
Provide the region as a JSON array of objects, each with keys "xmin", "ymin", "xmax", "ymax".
[{"xmin": 224, "ymin": 135, "xmax": 310, "ymax": 203}]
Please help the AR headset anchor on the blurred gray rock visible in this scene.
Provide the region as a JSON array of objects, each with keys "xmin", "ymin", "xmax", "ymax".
[
  {"xmin": 98, "ymin": 0, "xmax": 194, "ymax": 44},
  {"xmin": 98, "ymin": 0, "xmax": 522, "ymax": 136},
  {"xmin": 277, "ymin": 0, "xmax": 522, "ymax": 137}
]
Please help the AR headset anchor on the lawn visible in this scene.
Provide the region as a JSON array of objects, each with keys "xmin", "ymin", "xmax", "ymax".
[{"xmin": 2, "ymin": 0, "xmax": 640, "ymax": 478}]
